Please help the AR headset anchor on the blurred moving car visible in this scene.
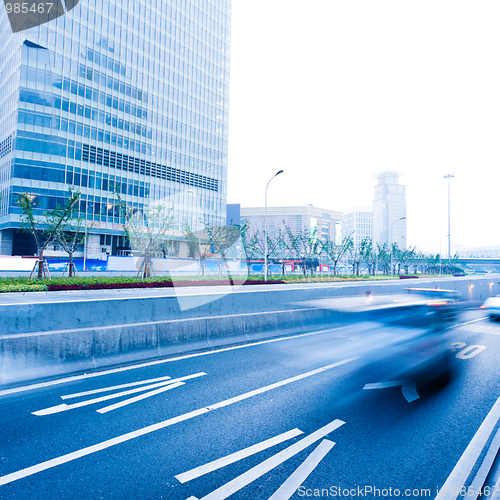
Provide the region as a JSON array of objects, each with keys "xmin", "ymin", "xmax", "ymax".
[
  {"xmin": 480, "ymin": 295, "xmax": 500, "ymax": 320},
  {"xmin": 296, "ymin": 289, "xmax": 461, "ymax": 387}
]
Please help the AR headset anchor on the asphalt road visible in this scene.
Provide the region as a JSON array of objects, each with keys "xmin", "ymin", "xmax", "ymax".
[{"xmin": 0, "ymin": 309, "xmax": 499, "ymax": 500}]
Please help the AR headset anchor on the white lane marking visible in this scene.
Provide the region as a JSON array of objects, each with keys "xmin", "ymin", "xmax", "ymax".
[
  {"xmin": 97, "ymin": 382, "xmax": 184, "ymax": 414},
  {"xmin": 457, "ymin": 324, "xmax": 500, "ymax": 336},
  {"xmin": 33, "ymin": 380, "xmax": 177, "ymax": 416},
  {"xmin": 61, "ymin": 375, "xmax": 173, "ymax": 399},
  {"xmin": 0, "ymin": 359, "xmax": 355, "ymax": 487},
  {"xmin": 0, "ymin": 408, "xmax": 210, "ymax": 487},
  {"xmin": 206, "ymin": 358, "xmax": 357, "ymax": 411},
  {"xmin": 363, "ymin": 380, "xmax": 405, "ymax": 390},
  {"xmin": 268, "ymin": 439, "xmax": 335, "ymax": 500},
  {"xmin": 401, "ymin": 380, "xmax": 420, "ymax": 403},
  {"xmin": 0, "ymin": 327, "xmax": 347, "ymax": 398},
  {"xmin": 435, "ymin": 393, "xmax": 500, "ymax": 500},
  {"xmin": 364, "ymin": 379, "xmax": 420, "ymax": 403},
  {"xmin": 452, "ymin": 318, "xmax": 489, "ymax": 329},
  {"xmin": 61, "ymin": 372, "xmax": 206, "ymax": 400},
  {"xmin": 467, "ymin": 426, "xmax": 500, "ymax": 500},
  {"xmin": 189, "ymin": 420, "xmax": 345, "ymax": 500},
  {"xmin": 175, "ymin": 429, "xmax": 304, "ymax": 484}
]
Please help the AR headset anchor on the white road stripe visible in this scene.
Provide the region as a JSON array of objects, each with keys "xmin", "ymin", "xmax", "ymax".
[
  {"xmin": 363, "ymin": 380, "xmax": 405, "ymax": 390},
  {"xmin": 175, "ymin": 429, "xmax": 304, "ymax": 484},
  {"xmin": 268, "ymin": 439, "xmax": 335, "ymax": 500},
  {"xmin": 33, "ymin": 380, "xmax": 176, "ymax": 416},
  {"xmin": 206, "ymin": 358, "xmax": 357, "ymax": 412},
  {"xmin": 435, "ymin": 393, "xmax": 500, "ymax": 500},
  {"xmin": 457, "ymin": 324, "xmax": 500, "ymax": 336},
  {"xmin": 0, "ymin": 359, "xmax": 355, "ymax": 487},
  {"xmin": 61, "ymin": 375, "xmax": 173, "ymax": 399},
  {"xmin": 0, "ymin": 408, "xmax": 210, "ymax": 487},
  {"xmin": 97, "ymin": 381, "xmax": 184, "ymax": 414},
  {"xmin": 0, "ymin": 327, "xmax": 346, "ymax": 398},
  {"xmin": 61, "ymin": 372, "xmax": 206, "ymax": 400},
  {"xmin": 190, "ymin": 420, "xmax": 345, "ymax": 500}
]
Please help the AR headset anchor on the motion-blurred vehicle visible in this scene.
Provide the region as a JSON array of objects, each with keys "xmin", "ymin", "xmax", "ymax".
[
  {"xmin": 296, "ymin": 288, "xmax": 461, "ymax": 387},
  {"xmin": 480, "ymin": 295, "xmax": 500, "ymax": 320}
]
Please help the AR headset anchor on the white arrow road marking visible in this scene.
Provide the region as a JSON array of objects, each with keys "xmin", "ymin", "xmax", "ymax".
[
  {"xmin": 268, "ymin": 439, "xmax": 335, "ymax": 500},
  {"xmin": 0, "ymin": 358, "xmax": 356, "ymax": 487},
  {"xmin": 175, "ymin": 429, "xmax": 304, "ymax": 484},
  {"xmin": 185, "ymin": 419, "xmax": 345, "ymax": 500},
  {"xmin": 33, "ymin": 372, "xmax": 207, "ymax": 416},
  {"xmin": 61, "ymin": 375, "xmax": 174, "ymax": 399},
  {"xmin": 96, "ymin": 382, "xmax": 185, "ymax": 414},
  {"xmin": 33, "ymin": 380, "xmax": 179, "ymax": 416}
]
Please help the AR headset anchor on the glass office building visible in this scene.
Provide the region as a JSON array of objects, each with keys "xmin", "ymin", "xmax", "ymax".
[{"xmin": 0, "ymin": 0, "xmax": 230, "ymax": 258}]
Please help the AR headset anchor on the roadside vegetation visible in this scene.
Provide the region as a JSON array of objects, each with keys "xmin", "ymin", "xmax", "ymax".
[{"xmin": 12, "ymin": 189, "xmax": 465, "ymax": 293}]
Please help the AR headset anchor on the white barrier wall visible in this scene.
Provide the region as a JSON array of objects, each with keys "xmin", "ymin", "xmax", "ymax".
[
  {"xmin": 0, "ymin": 256, "xmax": 38, "ymax": 271},
  {"xmin": 106, "ymin": 256, "xmax": 241, "ymax": 273}
]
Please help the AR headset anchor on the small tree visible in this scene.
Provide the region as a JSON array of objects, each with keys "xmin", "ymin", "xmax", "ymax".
[
  {"xmin": 359, "ymin": 237, "xmax": 377, "ymax": 276},
  {"xmin": 48, "ymin": 188, "xmax": 92, "ymax": 277},
  {"xmin": 322, "ymin": 234, "xmax": 353, "ymax": 276},
  {"xmin": 117, "ymin": 195, "xmax": 175, "ymax": 279},
  {"xmin": 183, "ymin": 222, "xmax": 212, "ymax": 276},
  {"xmin": 205, "ymin": 224, "xmax": 241, "ymax": 281},
  {"xmin": 376, "ymin": 243, "xmax": 391, "ymax": 275},
  {"xmin": 284, "ymin": 226, "xmax": 321, "ymax": 276},
  {"xmin": 271, "ymin": 226, "xmax": 290, "ymax": 276},
  {"xmin": 19, "ymin": 191, "xmax": 79, "ymax": 279},
  {"xmin": 233, "ymin": 220, "xmax": 260, "ymax": 275}
]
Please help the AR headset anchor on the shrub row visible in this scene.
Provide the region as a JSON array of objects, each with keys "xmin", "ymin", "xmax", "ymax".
[{"xmin": 0, "ymin": 284, "xmax": 49, "ymax": 293}]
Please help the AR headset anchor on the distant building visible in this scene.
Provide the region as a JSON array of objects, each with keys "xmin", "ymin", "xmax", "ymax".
[
  {"xmin": 240, "ymin": 205, "xmax": 343, "ymax": 243},
  {"xmin": 372, "ymin": 171, "xmax": 406, "ymax": 249},
  {"xmin": 226, "ymin": 204, "xmax": 241, "ymax": 226},
  {"xmin": 342, "ymin": 207, "xmax": 372, "ymax": 248}
]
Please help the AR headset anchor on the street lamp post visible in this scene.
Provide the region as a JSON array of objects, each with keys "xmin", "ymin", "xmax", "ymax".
[
  {"xmin": 439, "ymin": 234, "xmax": 449, "ymax": 275},
  {"xmin": 390, "ymin": 216, "xmax": 406, "ymax": 277},
  {"xmin": 265, "ymin": 170, "xmax": 283, "ymax": 281},
  {"xmin": 444, "ymin": 174, "xmax": 454, "ymax": 260}
]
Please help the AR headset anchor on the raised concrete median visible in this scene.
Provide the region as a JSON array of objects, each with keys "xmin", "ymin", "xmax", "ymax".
[{"xmin": 0, "ymin": 275, "xmax": 497, "ymax": 386}]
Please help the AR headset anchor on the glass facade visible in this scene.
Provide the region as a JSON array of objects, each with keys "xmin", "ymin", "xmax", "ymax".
[{"xmin": 0, "ymin": 0, "xmax": 230, "ymax": 256}]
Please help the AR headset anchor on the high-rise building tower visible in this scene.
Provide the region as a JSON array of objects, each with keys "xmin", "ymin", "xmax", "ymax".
[
  {"xmin": 342, "ymin": 207, "xmax": 372, "ymax": 248},
  {"xmin": 372, "ymin": 170, "xmax": 406, "ymax": 249},
  {"xmin": 0, "ymin": 0, "xmax": 230, "ymax": 257}
]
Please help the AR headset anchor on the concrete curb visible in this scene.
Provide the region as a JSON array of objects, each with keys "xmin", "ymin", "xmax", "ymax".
[{"xmin": 0, "ymin": 307, "xmax": 341, "ymax": 386}]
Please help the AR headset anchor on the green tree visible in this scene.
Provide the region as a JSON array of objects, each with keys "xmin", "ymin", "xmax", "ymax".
[
  {"xmin": 205, "ymin": 224, "xmax": 241, "ymax": 280},
  {"xmin": 49, "ymin": 188, "xmax": 92, "ymax": 277},
  {"xmin": 116, "ymin": 195, "xmax": 175, "ymax": 279},
  {"xmin": 19, "ymin": 190, "xmax": 79, "ymax": 279},
  {"xmin": 183, "ymin": 222, "xmax": 212, "ymax": 276},
  {"xmin": 322, "ymin": 234, "xmax": 353, "ymax": 276}
]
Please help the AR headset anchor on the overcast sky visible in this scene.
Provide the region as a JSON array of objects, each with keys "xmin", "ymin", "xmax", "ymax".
[{"xmin": 226, "ymin": 1, "xmax": 500, "ymax": 253}]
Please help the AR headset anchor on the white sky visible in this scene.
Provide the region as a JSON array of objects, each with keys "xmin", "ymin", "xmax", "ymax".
[{"xmin": 226, "ymin": 1, "xmax": 500, "ymax": 253}]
